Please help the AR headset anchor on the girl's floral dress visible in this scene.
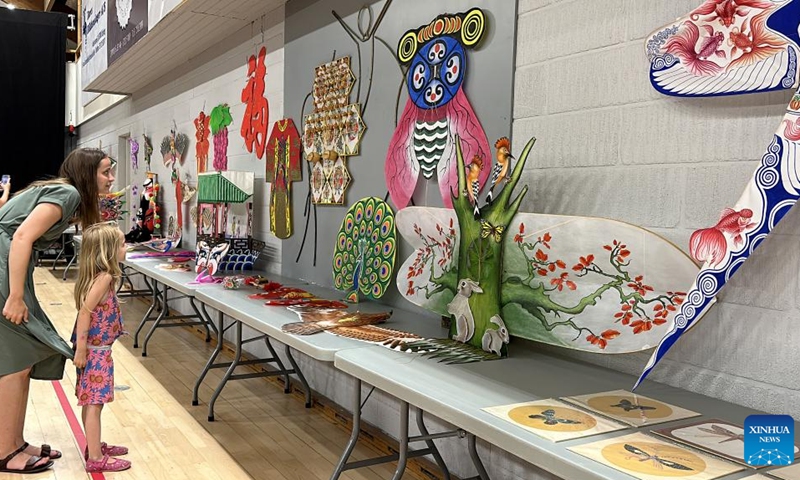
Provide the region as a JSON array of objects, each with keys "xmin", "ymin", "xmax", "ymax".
[{"xmin": 71, "ymin": 288, "xmax": 124, "ymax": 406}]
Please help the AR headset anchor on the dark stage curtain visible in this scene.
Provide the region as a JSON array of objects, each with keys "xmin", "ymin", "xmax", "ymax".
[{"xmin": 0, "ymin": 8, "xmax": 67, "ymax": 193}]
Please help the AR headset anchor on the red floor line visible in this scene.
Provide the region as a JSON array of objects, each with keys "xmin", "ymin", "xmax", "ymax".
[{"xmin": 51, "ymin": 380, "xmax": 105, "ymax": 480}]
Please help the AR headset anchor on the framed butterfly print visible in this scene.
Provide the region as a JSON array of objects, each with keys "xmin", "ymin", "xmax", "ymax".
[{"xmin": 561, "ymin": 390, "xmax": 700, "ymax": 427}]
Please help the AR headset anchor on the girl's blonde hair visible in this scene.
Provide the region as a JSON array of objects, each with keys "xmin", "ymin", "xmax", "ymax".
[{"xmin": 74, "ymin": 222, "xmax": 123, "ymax": 310}]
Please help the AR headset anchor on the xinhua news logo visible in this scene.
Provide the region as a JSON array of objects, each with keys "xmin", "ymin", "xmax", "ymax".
[{"xmin": 744, "ymin": 415, "xmax": 795, "ymax": 466}]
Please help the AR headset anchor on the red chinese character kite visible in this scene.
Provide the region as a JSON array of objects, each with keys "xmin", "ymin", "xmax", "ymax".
[{"xmin": 241, "ymin": 46, "xmax": 269, "ymax": 159}]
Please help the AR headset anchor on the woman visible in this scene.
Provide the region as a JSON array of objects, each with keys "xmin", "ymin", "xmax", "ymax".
[{"xmin": 0, "ymin": 148, "xmax": 114, "ymax": 473}]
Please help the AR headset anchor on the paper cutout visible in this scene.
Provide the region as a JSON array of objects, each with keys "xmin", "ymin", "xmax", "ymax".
[
  {"xmin": 241, "ymin": 46, "xmax": 269, "ymax": 159},
  {"xmin": 129, "ymin": 138, "xmax": 139, "ymax": 172},
  {"xmin": 302, "ymin": 57, "xmax": 365, "ymax": 205},
  {"xmin": 142, "ymin": 133, "xmax": 153, "ymax": 171},
  {"xmin": 483, "ymin": 398, "xmax": 626, "ymax": 442},
  {"xmin": 646, "ymin": 1, "xmax": 799, "ymax": 97},
  {"xmin": 282, "ymin": 309, "xmax": 391, "ymax": 335},
  {"xmin": 160, "ymin": 127, "xmax": 189, "ymax": 184},
  {"xmin": 99, "ymin": 187, "xmax": 127, "ymax": 222},
  {"xmin": 195, "ymin": 111, "xmax": 210, "ymax": 173},
  {"xmin": 265, "ymin": 118, "xmax": 302, "ymax": 238},
  {"xmin": 210, "ymin": 104, "xmax": 233, "ymax": 171},
  {"xmin": 561, "ymin": 390, "xmax": 700, "ymax": 427},
  {"xmin": 652, "ymin": 418, "xmax": 800, "ymax": 468},
  {"xmin": 569, "ymin": 432, "xmax": 744, "ymax": 480},
  {"xmin": 637, "ymin": 62, "xmax": 800, "ymax": 389},
  {"xmin": 385, "ymin": 8, "xmax": 491, "ymax": 209},
  {"xmin": 196, "ymin": 171, "xmax": 264, "ymax": 271},
  {"xmin": 332, "ymin": 197, "xmax": 397, "ymax": 303}
]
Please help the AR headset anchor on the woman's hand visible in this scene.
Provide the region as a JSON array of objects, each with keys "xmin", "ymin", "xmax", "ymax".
[
  {"xmin": 2, "ymin": 294, "xmax": 28, "ymax": 324},
  {"xmin": 73, "ymin": 346, "xmax": 88, "ymax": 369}
]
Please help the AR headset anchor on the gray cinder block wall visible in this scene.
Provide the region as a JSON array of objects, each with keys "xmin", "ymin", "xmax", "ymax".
[{"xmin": 513, "ymin": 0, "xmax": 800, "ymax": 418}]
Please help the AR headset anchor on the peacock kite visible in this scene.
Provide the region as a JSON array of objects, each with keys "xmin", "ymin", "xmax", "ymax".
[{"xmin": 333, "ymin": 197, "xmax": 397, "ymax": 303}]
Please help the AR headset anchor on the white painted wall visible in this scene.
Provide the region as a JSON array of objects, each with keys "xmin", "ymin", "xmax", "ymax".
[{"xmin": 513, "ymin": 0, "xmax": 798, "ymax": 420}]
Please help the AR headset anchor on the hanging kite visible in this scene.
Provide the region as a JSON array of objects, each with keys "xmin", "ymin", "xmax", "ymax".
[
  {"xmin": 385, "ymin": 8, "xmax": 492, "ymax": 209},
  {"xmin": 265, "ymin": 118, "xmax": 302, "ymax": 239},
  {"xmin": 636, "ymin": 2, "xmax": 800, "ymax": 387},
  {"xmin": 333, "ymin": 197, "xmax": 397, "ymax": 303},
  {"xmin": 241, "ymin": 46, "xmax": 269, "ymax": 159},
  {"xmin": 645, "ymin": 0, "xmax": 800, "ymax": 97},
  {"xmin": 129, "ymin": 138, "xmax": 139, "ymax": 172},
  {"xmin": 160, "ymin": 125, "xmax": 189, "ymax": 184},
  {"xmin": 143, "ymin": 133, "xmax": 153, "ymax": 171},
  {"xmin": 210, "ymin": 104, "xmax": 233, "ymax": 171},
  {"xmin": 195, "ymin": 110, "xmax": 210, "ymax": 173}
]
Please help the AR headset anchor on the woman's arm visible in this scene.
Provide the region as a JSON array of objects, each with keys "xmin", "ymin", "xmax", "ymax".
[
  {"xmin": 2, "ymin": 203, "xmax": 63, "ymax": 324},
  {"xmin": 73, "ymin": 273, "xmax": 112, "ymax": 369}
]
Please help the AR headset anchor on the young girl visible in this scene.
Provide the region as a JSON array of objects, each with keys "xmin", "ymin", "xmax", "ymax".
[{"xmin": 72, "ymin": 222, "xmax": 131, "ymax": 473}]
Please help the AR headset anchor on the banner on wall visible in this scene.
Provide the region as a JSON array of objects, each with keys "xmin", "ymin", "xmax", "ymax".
[
  {"xmin": 108, "ymin": 0, "xmax": 148, "ymax": 65},
  {"xmin": 80, "ymin": 0, "xmax": 107, "ymax": 103}
]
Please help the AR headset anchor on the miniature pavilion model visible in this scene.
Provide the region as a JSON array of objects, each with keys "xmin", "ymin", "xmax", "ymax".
[{"xmin": 196, "ymin": 170, "xmax": 265, "ymax": 271}]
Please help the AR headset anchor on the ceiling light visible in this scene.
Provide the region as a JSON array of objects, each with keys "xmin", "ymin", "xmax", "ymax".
[{"xmin": 6, "ymin": 3, "xmax": 16, "ymax": 9}]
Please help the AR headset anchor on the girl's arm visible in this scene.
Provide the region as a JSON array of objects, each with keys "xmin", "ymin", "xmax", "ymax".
[
  {"xmin": 73, "ymin": 273, "xmax": 113, "ymax": 369},
  {"xmin": 2, "ymin": 203, "xmax": 63, "ymax": 324}
]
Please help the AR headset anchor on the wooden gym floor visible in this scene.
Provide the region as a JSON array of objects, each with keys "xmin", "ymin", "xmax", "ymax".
[{"xmin": 0, "ymin": 267, "xmax": 423, "ymax": 480}]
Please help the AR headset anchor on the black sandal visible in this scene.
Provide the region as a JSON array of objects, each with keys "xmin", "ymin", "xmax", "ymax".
[
  {"xmin": 39, "ymin": 443, "xmax": 61, "ymax": 460},
  {"xmin": 0, "ymin": 443, "xmax": 54, "ymax": 474}
]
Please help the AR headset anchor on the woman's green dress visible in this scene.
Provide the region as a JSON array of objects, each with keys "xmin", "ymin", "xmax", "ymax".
[{"xmin": 0, "ymin": 184, "xmax": 80, "ymax": 379}]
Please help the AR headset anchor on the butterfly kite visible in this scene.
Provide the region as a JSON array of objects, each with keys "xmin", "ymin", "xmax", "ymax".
[{"xmin": 385, "ymin": 8, "xmax": 491, "ymax": 209}]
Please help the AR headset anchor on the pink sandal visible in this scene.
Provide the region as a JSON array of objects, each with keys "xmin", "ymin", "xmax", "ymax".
[
  {"xmin": 84, "ymin": 442, "xmax": 129, "ymax": 459},
  {"xmin": 85, "ymin": 454, "xmax": 131, "ymax": 473}
]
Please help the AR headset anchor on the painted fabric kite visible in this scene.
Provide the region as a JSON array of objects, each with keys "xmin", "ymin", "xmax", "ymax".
[
  {"xmin": 241, "ymin": 46, "xmax": 269, "ymax": 159},
  {"xmin": 332, "ymin": 197, "xmax": 397, "ymax": 303},
  {"xmin": 211, "ymin": 104, "xmax": 233, "ymax": 171},
  {"xmin": 637, "ymin": 31, "xmax": 800, "ymax": 389},
  {"xmin": 265, "ymin": 118, "xmax": 302, "ymax": 239},
  {"xmin": 143, "ymin": 133, "xmax": 153, "ymax": 171},
  {"xmin": 129, "ymin": 138, "xmax": 139, "ymax": 172},
  {"xmin": 385, "ymin": 8, "xmax": 491, "ymax": 209},
  {"xmin": 195, "ymin": 111, "xmax": 210, "ymax": 173},
  {"xmin": 646, "ymin": 0, "xmax": 800, "ymax": 96},
  {"xmin": 160, "ymin": 128, "xmax": 189, "ymax": 184}
]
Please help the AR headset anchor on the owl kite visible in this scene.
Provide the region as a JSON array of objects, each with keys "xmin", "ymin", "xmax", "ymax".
[{"xmin": 385, "ymin": 8, "xmax": 492, "ymax": 209}]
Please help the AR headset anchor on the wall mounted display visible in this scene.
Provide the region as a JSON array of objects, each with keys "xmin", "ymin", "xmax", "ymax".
[
  {"xmin": 210, "ymin": 104, "xmax": 233, "ymax": 171},
  {"xmin": 129, "ymin": 138, "xmax": 139, "ymax": 172},
  {"xmin": 125, "ymin": 172, "xmax": 161, "ymax": 243},
  {"xmin": 265, "ymin": 118, "xmax": 302, "ymax": 238},
  {"xmin": 241, "ymin": 46, "xmax": 269, "ymax": 160},
  {"xmin": 195, "ymin": 111, "xmax": 210, "ymax": 173},
  {"xmin": 196, "ymin": 170, "xmax": 265, "ymax": 271},
  {"xmin": 561, "ymin": 390, "xmax": 700, "ymax": 427},
  {"xmin": 161, "ymin": 127, "xmax": 189, "ymax": 184},
  {"xmin": 569, "ymin": 432, "xmax": 745, "ymax": 480},
  {"xmin": 397, "ymin": 139, "xmax": 697, "ymax": 355},
  {"xmin": 645, "ymin": 1, "xmax": 799, "ymax": 97},
  {"xmin": 482, "ymin": 398, "xmax": 626, "ymax": 442},
  {"xmin": 302, "ymin": 56, "xmax": 365, "ymax": 205},
  {"xmin": 637, "ymin": 34, "xmax": 800, "ymax": 390},
  {"xmin": 333, "ymin": 197, "xmax": 396, "ymax": 303},
  {"xmin": 652, "ymin": 418, "xmax": 799, "ymax": 468},
  {"xmin": 143, "ymin": 133, "xmax": 153, "ymax": 171},
  {"xmin": 308, "ymin": 151, "xmax": 350, "ymax": 205},
  {"xmin": 99, "ymin": 188, "xmax": 127, "ymax": 222},
  {"xmin": 769, "ymin": 462, "xmax": 800, "ymax": 480},
  {"xmin": 385, "ymin": 8, "xmax": 492, "ymax": 209}
]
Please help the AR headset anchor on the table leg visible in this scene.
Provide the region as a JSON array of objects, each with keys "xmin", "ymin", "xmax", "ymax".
[
  {"xmin": 141, "ymin": 282, "xmax": 170, "ymax": 357},
  {"xmin": 284, "ymin": 345, "xmax": 312, "ymax": 407},
  {"xmin": 133, "ymin": 278, "xmax": 160, "ymax": 348},
  {"xmin": 330, "ymin": 379, "xmax": 362, "ymax": 480},
  {"xmin": 263, "ymin": 337, "xmax": 290, "ymax": 394},
  {"xmin": 467, "ymin": 434, "xmax": 490, "ymax": 480},
  {"xmin": 193, "ymin": 310, "xmax": 225, "ymax": 406},
  {"xmin": 392, "ymin": 401, "xmax": 410, "ymax": 480},
  {"xmin": 416, "ymin": 409, "xmax": 451, "ymax": 480},
  {"xmin": 208, "ymin": 320, "xmax": 243, "ymax": 422},
  {"xmin": 190, "ymin": 297, "xmax": 213, "ymax": 342}
]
